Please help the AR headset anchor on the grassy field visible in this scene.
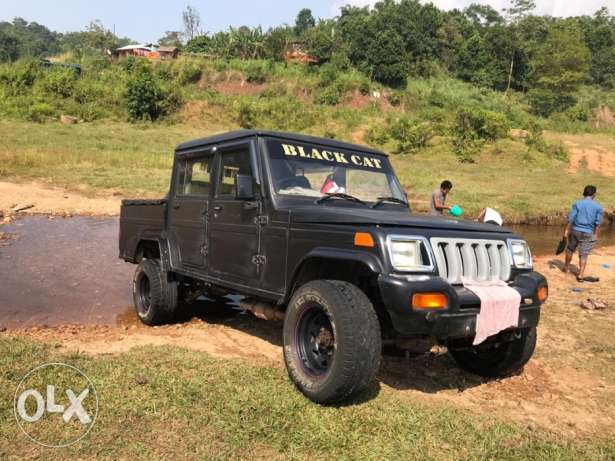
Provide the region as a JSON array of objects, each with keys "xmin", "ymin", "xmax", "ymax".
[
  {"xmin": 0, "ymin": 118, "xmax": 613, "ymax": 222},
  {"xmin": 1, "ymin": 336, "xmax": 614, "ymax": 460}
]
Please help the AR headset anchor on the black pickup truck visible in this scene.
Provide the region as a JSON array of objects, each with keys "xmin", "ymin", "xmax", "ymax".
[{"xmin": 119, "ymin": 130, "xmax": 548, "ymax": 404}]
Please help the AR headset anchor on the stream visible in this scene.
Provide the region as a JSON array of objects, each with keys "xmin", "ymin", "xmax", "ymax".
[{"xmin": 0, "ymin": 216, "xmax": 613, "ymax": 329}]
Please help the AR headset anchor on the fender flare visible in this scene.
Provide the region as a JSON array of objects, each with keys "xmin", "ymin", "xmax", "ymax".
[
  {"xmin": 134, "ymin": 234, "xmax": 172, "ymax": 272},
  {"xmin": 285, "ymin": 247, "xmax": 384, "ymax": 302}
]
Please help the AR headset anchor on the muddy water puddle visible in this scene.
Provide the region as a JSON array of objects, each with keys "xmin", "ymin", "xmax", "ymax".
[
  {"xmin": 0, "ymin": 216, "xmax": 134, "ymax": 329},
  {"xmin": 1, "ymin": 216, "xmax": 613, "ymax": 330},
  {"xmin": 511, "ymin": 224, "xmax": 615, "ymax": 257}
]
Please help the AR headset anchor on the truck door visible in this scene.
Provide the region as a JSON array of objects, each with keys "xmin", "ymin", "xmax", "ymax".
[
  {"xmin": 208, "ymin": 141, "xmax": 260, "ymax": 285},
  {"xmin": 168, "ymin": 151, "xmax": 213, "ymax": 271}
]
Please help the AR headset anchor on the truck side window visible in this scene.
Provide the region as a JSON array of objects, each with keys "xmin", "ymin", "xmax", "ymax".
[
  {"xmin": 178, "ymin": 156, "xmax": 212, "ymax": 197},
  {"xmin": 216, "ymin": 146, "xmax": 252, "ymax": 197}
]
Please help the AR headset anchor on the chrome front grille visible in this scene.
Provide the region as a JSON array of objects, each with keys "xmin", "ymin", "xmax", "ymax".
[{"xmin": 430, "ymin": 238, "xmax": 511, "ymax": 284}]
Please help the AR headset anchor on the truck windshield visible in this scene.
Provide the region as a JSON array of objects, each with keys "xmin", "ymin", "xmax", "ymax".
[{"xmin": 265, "ymin": 139, "xmax": 406, "ymax": 204}]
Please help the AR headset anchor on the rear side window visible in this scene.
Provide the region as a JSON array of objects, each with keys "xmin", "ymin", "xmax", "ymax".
[
  {"xmin": 177, "ymin": 156, "xmax": 213, "ymax": 197},
  {"xmin": 216, "ymin": 145, "xmax": 253, "ymax": 197}
]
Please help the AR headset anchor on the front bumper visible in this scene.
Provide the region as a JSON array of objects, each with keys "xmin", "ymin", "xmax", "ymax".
[{"xmin": 378, "ymin": 271, "xmax": 547, "ymax": 341}]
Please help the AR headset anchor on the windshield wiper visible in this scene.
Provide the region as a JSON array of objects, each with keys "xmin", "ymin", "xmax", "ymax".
[
  {"xmin": 316, "ymin": 193, "xmax": 367, "ymax": 206},
  {"xmin": 371, "ymin": 197, "xmax": 409, "ymax": 209}
]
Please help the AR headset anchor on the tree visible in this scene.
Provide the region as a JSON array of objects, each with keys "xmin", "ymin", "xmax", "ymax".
[
  {"xmin": 503, "ymin": 0, "xmax": 536, "ymax": 93},
  {"xmin": 504, "ymin": 0, "xmax": 536, "ymax": 22},
  {"xmin": 0, "ymin": 17, "xmax": 61, "ymax": 59},
  {"xmin": 304, "ymin": 20, "xmax": 339, "ymax": 63},
  {"xmin": 456, "ymin": 33, "xmax": 496, "ymax": 87},
  {"xmin": 295, "ymin": 8, "xmax": 316, "ymax": 36},
  {"xmin": 577, "ymin": 8, "xmax": 615, "ymax": 88},
  {"xmin": 183, "ymin": 5, "xmax": 202, "ymax": 42},
  {"xmin": 84, "ymin": 20, "xmax": 119, "ymax": 52},
  {"xmin": 158, "ymin": 31, "xmax": 183, "ymax": 47},
  {"xmin": 464, "ymin": 4, "xmax": 504, "ymax": 28},
  {"xmin": 264, "ymin": 26, "xmax": 294, "ymax": 61},
  {"xmin": 366, "ymin": 29, "xmax": 410, "ymax": 87},
  {"xmin": 528, "ymin": 22, "xmax": 591, "ymax": 116},
  {"xmin": 0, "ymin": 29, "xmax": 19, "ymax": 62}
]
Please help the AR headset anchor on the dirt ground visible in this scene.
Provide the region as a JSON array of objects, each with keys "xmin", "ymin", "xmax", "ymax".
[
  {"xmin": 544, "ymin": 132, "xmax": 615, "ymax": 177},
  {"xmin": 1, "ymin": 186, "xmax": 615, "ymax": 439},
  {"xmin": 0, "ymin": 181, "xmax": 122, "ymax": 219}
]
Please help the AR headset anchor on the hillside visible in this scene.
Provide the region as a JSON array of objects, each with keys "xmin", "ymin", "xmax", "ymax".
[{"xmin": 0, "ymin": 55, "xmax": 614, "ymax": 222}]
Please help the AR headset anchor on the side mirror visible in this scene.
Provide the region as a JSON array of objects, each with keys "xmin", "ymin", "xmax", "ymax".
[{"xmin": 235, "ymin": 174, "xmax": 255, "ymax": 200}]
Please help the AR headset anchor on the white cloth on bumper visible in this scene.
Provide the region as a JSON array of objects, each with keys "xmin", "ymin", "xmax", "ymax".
[{"xmin": 462, "ymin": 279, "xmax": 521, "ymax": 346}]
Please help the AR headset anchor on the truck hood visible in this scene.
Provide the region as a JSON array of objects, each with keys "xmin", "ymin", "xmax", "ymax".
[{"xmin": 290, "ymin": 206, "xmax": 513, "ymax": 234}]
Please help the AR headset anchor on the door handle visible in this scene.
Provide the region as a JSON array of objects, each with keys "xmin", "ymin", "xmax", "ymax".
[
  {"xmin": 173, "ymin": 204, "xmax": 181, "ymax": 210},
  {"xmin": 213, "ymin": 205, "xmax": 223, "ymax": 212},
  {"xmin": 243, "ymin": 201, "xmax": 259, "ymax": 211}
]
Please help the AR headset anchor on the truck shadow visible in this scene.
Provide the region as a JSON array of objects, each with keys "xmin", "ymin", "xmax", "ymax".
[
  {"xmin": 175, "ymin": 297, "xmax": 486, "ymax": 396},
  {"xmin": 379, "ymin": 353, "xmax": 487, "ymax": 394},
  {"xmin": 175, "ymin": 296, "xmax": 285, "ymax": 348}
]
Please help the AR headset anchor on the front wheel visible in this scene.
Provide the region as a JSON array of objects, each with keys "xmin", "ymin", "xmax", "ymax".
[
  {"xmin": 133, "ymin": 259, "xmax": 178, "ymax": 326},
  {"xmin": 448, "ymin": 327, "xmax": 537, "ymax": 378},
  {"xmin": 283, "ymin": 280, "xmax": 381, "ymax": 405}
]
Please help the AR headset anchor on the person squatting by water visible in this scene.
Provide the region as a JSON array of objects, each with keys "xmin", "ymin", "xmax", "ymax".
[
  {"xmin": 430, "ymin": 180, "xmax": 453, "ymax": 216},
  {"xmin": 563, "ymin": 185, "xmax": 604, "ymax": 283}
]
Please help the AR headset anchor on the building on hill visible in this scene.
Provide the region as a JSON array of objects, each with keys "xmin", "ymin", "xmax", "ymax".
[
  {"xmin": 113, "ymin": 44, "xmax": 155, "ymax": 60},
  {"xmin": 284, "ymin": 42, "xmax": 318, "ymax": 65},
  {"xmin": 157, "ymin": 46, "xmax": 180, "ymax": 60},
  {"xmin": 112, "ymin": 44, "xmax": 179, "ymax": 61}
]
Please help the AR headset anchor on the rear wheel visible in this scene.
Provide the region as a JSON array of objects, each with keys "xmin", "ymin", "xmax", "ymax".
[
  {"xmin": 283, "ymin": 280, "xmax": 381, "ymax": 405},
  {"xmin": 133, "ymin": 259, "xmax": 178, "ymax": 326},
  {"xmin": 448, "ymin": 327, "xmax": 537, "ymax": 378}
]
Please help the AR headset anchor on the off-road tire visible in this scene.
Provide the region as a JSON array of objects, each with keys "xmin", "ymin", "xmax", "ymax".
[
  {"xmin": 448, "ymin": 327, "xmax": 537, "ymax": 378},
  {"xmin": 283, "ymin": 280, "xmax": 381, "ymax": 405},
  {"xmin": 133, "ymin": 259, "xmax": 178, "ymax": 326}
]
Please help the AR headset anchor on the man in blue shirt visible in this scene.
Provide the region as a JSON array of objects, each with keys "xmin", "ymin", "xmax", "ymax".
[{"xmin": 563, "ymin": 185, "xmax": 603, "ymax": 282}]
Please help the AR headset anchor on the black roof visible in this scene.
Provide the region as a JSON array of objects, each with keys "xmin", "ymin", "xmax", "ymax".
[{"xmin": 175, "ymin": 130, "xmax": 388, "ymax": 156}]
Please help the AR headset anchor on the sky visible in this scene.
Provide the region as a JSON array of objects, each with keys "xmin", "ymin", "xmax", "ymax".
[{"xmin": 1, "ymin": 0, "xmax": 613, "ymax": 43}]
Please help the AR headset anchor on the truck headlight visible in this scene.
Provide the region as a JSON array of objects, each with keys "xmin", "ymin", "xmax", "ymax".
[
  {"xmin": 508, "ymin": 239, "xmax": 533, "ymax": 269},
  {"xmin": 387, "ymin": 236, "xmax": 434, "ymax": 272}
]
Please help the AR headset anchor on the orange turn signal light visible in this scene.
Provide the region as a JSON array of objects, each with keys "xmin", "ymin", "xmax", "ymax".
[
  {"xmin": 412, "ymin": 293, "xmax": 448, "ymax": 310},
  {"xmin": 537, "ymin": 285, "xmax": 548, "ymax": 303},
  {"xmin": 354, "ymin": 232, "xmax": 375, "ymax": 248}
]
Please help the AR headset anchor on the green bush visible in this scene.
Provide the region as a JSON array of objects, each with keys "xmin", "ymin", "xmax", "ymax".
[
  {"xmin": 118, "ymin": 56, "xmax": 138, "ymax": 73},
  {"xmin": 453, "ymin": 135, "xmax": 483, "ymax": 163},
  {"xmin": 260, "ymin": 82, "xmax": 288, "ymax": 98},
  {"xmin": 358, "ymin": 80, "xmax": 370, "ymax": 96},
  {"xmin": 427, "ymin": 88, "xmax": 448, "ymax": 108},
  {"xmin": 388, "ymin": 117, "xmax": 433, "ymax": 154},
  {"xmin": 27, "ymin": 102, "xmax": 54, "ymax": 122},
  {"xmin": 365, "ymin": 124, "xmax": 390, "ymax": 146},
  {"xmin": 454, "ymin": 108, "xmax": 510, "ymax": 142},
  {"xmin": 178, "ymin": 62, "xmax": 203, "ymax": 85},
  {"xmin": 525, "ymin": 121, "xmax": 548, "ymax": 153},
  {"xmin": 258, "ymin": 96, "xmax": 316, "ymax": 131},
  {"xmin": 0, "ymin": 59, "xmax": 39, "ymax": 95},
  {"xmin": 125, "ymin": 63, "xmax": 181, "ymax": 121},
  {"xmin": 315, "ymin": 83, "xmax": 344, "ymax": 106},
  {"xmin": 548, "ymin": 141, "xmax": 569, "ymax": 161},
  {"xmin": 528, "ymin": 89, "xmax": 576, "ymax": 117},
  {"xmin": 451, "ymin": 108, "xmax": 510, "ymax": 163},
  {"xmin": 388, "ymin": 91, "xmax": 404, "ymax": 107},
  {"xmin": 245, "ymin": 63, "xmax": 267, "ymax": 84},
  {"xmin": 73, "ymin": 79, "xmax": 106, "ymax": 105},
  {"xmin": 39, "ymin": 68, "xmax": 76, "ymax": 98},
  {"xmin": 236, "ymin": 101, "xmax": 258, "ymax": 129},
  {"xmin": 318, "ymin": 64, "xmax": 338, "ymax": 88},
  {"xmin": 564, "ymin": 105, "xmax": 589, "ymax": 122}
]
